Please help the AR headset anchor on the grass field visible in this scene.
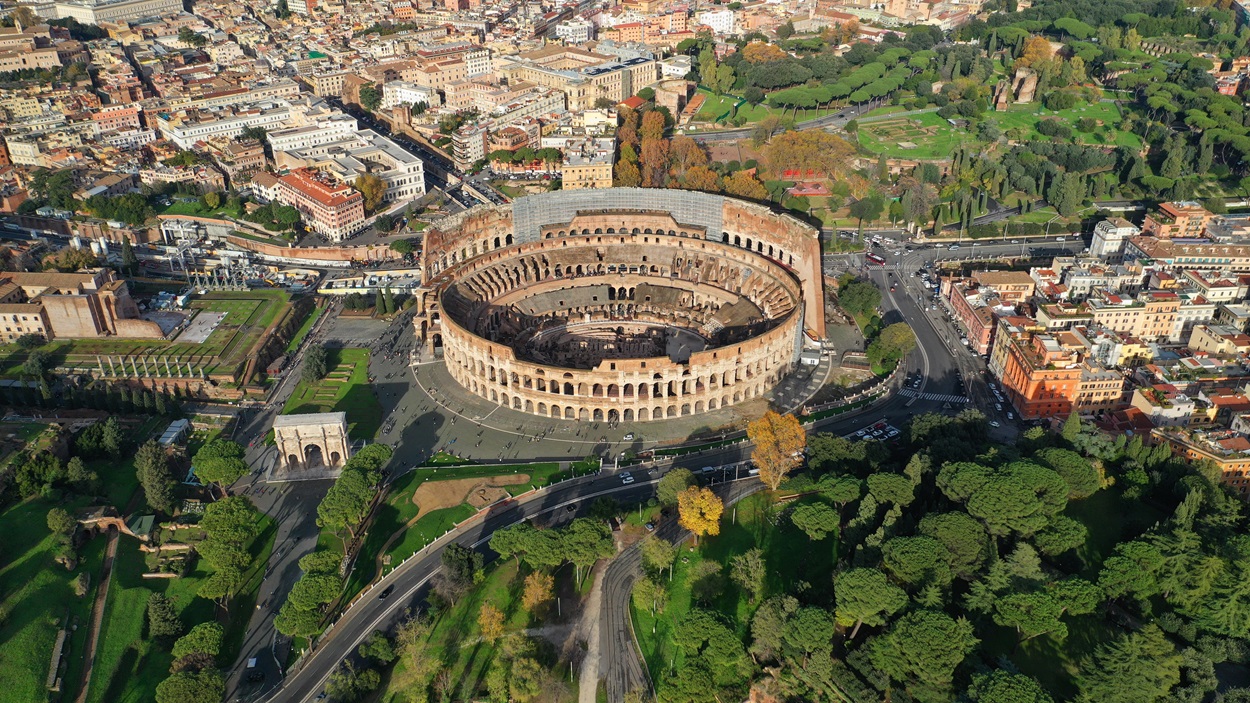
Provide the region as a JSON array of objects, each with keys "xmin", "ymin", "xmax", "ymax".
[
  {"xmin": 0, "ymin": 496, "xmax": 103, "ymax": 703},
  {"xmin": 857, "ymin": 101, "xmax": 1141, "ymax": 158},
  {"xmin": 0, "ymin": 290, "xmax": 291, "ymax": 379},
  {"xmin": 633, "ymin": 492, "xmax": 837, "ymax": 689},
  {"xmin": 85, "ymin": 514, "xmax": 276, "ymax": 703},
  {"xmin": 385, "ymin": 559, "xmax": 529, "ymax": 702},
  {"xmin": 282, "ymin": 347, "xmax": 381, "ymax": 440},
  {"xmin": 692, "ymin": 89, "xmax": 841, "ymax": 126}
]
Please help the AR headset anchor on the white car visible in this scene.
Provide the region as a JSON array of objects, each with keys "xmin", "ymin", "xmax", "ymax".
[
  {"xmin": 620, "ymin": 472, "xmax": 634, "ymax": 485},
  {"xmin": 989, "ymin": 421, "xmax": 1001, "ymax": 428},
  {"xmin": 995, "ymin": 403, "xmax": 1003, "ymax": 411},
  {"xmin": 623, "ymin": 433, "xmax": 635, "ymax": 441}
]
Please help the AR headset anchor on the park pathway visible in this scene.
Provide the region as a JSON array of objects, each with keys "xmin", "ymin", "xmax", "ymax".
[{"xmin": 74, "ymin": 526, "xmax": 119, "ymax": 703}]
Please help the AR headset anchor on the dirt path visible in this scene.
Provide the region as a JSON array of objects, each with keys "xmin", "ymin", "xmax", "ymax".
[
  {"xmin": 576, "ymin": 563, "xmax": 606, "ymax": 703},
  {"xmin": 74, "ymin": 527, "xmax": 119, "ymax": 703}
]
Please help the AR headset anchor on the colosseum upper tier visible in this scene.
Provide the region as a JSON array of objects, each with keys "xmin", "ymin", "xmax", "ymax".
[{"xmin": 413, "ymin": 188, "xmax": 824, "ymax": 423}]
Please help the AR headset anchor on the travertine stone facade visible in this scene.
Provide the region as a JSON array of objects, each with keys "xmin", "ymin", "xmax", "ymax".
[
  {"xmin": 272, "ymin": 412, "xmax": 351, "ymax": 473},
  {"xmin": 414, "ymin": 189, "xmax": 822, "ymax": 422}
]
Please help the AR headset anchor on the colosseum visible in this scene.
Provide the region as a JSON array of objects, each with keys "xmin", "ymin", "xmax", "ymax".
[{"xmin": 412, "ymin": 188, "xmax": 824, "ymax": 422}]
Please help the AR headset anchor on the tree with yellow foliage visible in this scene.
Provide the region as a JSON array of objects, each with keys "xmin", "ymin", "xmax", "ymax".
[
  {"xmin": 764, "ymin": 131, "xmax": 854, "ymax": 180},
  {"xmin": 724, "ymin": 171, "xmax": 769, "ymax": 201},
  {"xmin": 677, "ymin": 486, "xmax": 723, "ymax": 544},
  {"xmin": 521, "ymin": 571, "xmax": 554, "ymax": 613},
  {"xmin": 748, "ymin": 411, "xmax": 807, "ymax": 491},
  {"xmin": 1016, "ymin": 36, "xmax": 1054, "ymax": 70},
  {"xmin": 478, "ymin": 602, "xmax": 504, "ymax": 644},
  {"xmin": 681, "ymin": 166, "xmax": 722, "ymax": 193},
  {"xmin": 742, "ymin": 41, "xmax": 788, "ymax": 64},
  {"xmin": 640, "ymin": 110, "xmax": 666, "ymax": 142},
  {"xmin": 353, "ymin": 173, "xmax": 386, "ymax": 214}
]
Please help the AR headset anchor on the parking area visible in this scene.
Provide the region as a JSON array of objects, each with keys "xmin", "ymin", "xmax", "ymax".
[{"xmin": 845, "ymin": 420, "xmax": 901, "ymax": 442}]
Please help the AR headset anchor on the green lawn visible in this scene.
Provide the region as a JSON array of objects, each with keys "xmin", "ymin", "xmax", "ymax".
[
  {"xmin": 633, "ymin": 492, "xmax": 837, "ymax": 692},
  {"xmin": 85, "ymin": 514, "xmax": 276, "ymax": 703},
  {"xmin": 0, "ymin": 290, "xmax": 290, "ymax": 379},
  {"xmin": 0, "ymin": 497, "xmax": 103, "ymax": 703},
  {"xmin": 282, "ymin": 348, "xmax": 381, "ymax": 440},
  {"xmin": 691, "ymin": 89, "xmax": 841, "ymax": 126},
  {"xmin": 385, "ymin": 559, "xmax": 527, "ymax": 702},
  {"xmin": 383, "ymin": 504, "xmax": 477, "ymax": 569},
  {"xmin": 857, "ymin": 101, "xmax": 1141, "ymax": 159}
]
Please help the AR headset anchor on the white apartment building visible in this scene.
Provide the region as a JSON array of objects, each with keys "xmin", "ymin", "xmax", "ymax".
[
  {"xmin": 273, "ymin": 130, "xmax": 426, "ymax": 206},
  {"xmin": 555, "ymin": 18, "xmax": 595, "ymax": 43},
  {"xmin": 266, "ymin": 113, "xmax": 359, "ymax": 152},
  {"xmin": 696, "ymin": 9, "xmax": 736, "ymax": 35},
  {"xmin": 464, "ymin": 47, "xmax": 493, "ymax": 78},
  {"xmin": 381, "ymin": 81, "xmax": 439, "ymax": 110},
  {"xmin": 156, "ymin": 101, "xmax": 297, "ymax": 149},
  {"xmin": 102, "ymin": 128, "xmax": 157, "ymax": 149},
  {"xmin": 1091, "ymin": 217, "xmax": 1141, "ymax": 261},
  {"xmin": 41, "ymin": 0, "xmax": 184, "ymax": 24},
  {"xmin": 660, "ymin": 55, "xmax": 692, "ymax": 78}
]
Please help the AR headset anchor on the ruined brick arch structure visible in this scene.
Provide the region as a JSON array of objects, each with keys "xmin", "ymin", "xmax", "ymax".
[{"xmin": 414, "ymin": 189, "xmax": 822, "ymax": 422}]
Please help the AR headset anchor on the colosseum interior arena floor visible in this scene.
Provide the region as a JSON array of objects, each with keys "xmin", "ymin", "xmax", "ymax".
[{"xmin": 414, "ymin": 188, "xmax": 826, "ymax": 425}]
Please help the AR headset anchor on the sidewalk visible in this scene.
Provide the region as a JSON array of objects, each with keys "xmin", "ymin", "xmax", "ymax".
[{"xmin": 74, "ymin": 527, "xmax": 119, "ymax": 703}]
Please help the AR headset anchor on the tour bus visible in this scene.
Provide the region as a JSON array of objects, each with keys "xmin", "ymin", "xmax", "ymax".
[{"xmin": 865, "ymin": 253, "xmax": 886, "ymax": 266}]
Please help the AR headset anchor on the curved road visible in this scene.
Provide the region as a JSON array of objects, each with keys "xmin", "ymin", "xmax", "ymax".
[
  {"xmin": 684, "ymin": 99, "xmax": 884, "ymax": 142},
  {"xmin": 261, "ymin": 234, "xmax": 1090, "ymax": 702}
]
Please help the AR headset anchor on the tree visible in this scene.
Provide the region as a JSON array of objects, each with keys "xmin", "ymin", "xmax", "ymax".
[
  {"xmin": 12, "ymin": 5, "xmax": 39, "ymax": 28},
  {"xmin": 641, "ymin": 534, "xmax": 678, "ymax": 578},
  {"xmin": 869, "ymin": 610, "xmax": 979, "ymax": 698},
  {"xmin": 748, "ymin": 411, "xmax": 806, "ymax": 490},
  {"xmin": 136, "ymin": 439, "xmax": 177, "ymax": 514},
  {"xmin": 724, "ymin": 170, "xmax": 769, "ymax": 200},
  {"xmin": 172, "ymin": 622, "xmax": 224, "ymax": 661},
  {"xmin": 1034, "ymin": 447, "xmax": 1100, "ymax": 499},
  {"xmin": 783, "ymin": 607, "xmax": 835, "ymax": 663},
  {"xmin": 303, "ymin": 343, "xmax": 328, "ymax": 383},
  {"xmin": 441, "ymin": 542, "xmax": 484, "ymax": 586},
  {"xmin": 849, "ymin": 192, "xmax": 886, "ymax": 230},
  {"xmin": 731, "ymin": 548, "xmax": 766, "ymax": 602},
  {"xmin": 47, "ymin": 507, "xmax": 76, "ymax": 545},
  {"xmin": 389, "ymin": 238, "xmax": 415, "ymax": 255},
  {"xmin": 193, "ymin": 439, "xmax": 248, "ymax": 492},
  {"xmin": 790, "ymin": 502, "xmax": 839, "ymax": 540},
  {"xmin": 658, "ymin": 468, "xmax": 696, "ymax": 506},
  {"xmin": 326, "ymin": 660, "xmax": 381, "ymax": 703},
  {"xmin": 155, "ymin": 669, "xmax": 225, "ymax": 703},
  {"xmin": 563, "ymin": 517, "xmax": 614, "ymax": 582},
  {"xmin": 147, "ymin": 592, "xmax": 184, "ymax": 641},
  {"xmin": 358, "ymin": 630, "xmax": 396, "ymax": 664},
  {"xmin": 614, "ymin": 159, "xmax": 641, "ymax": 187},
  {"xmin": 640, "ymin": 138, "xmax": 670, "ymax": 187},
  {"xmin": 994, "ymin": 591, "xmax": 1066, "ymax": 642},
  {"xmin": 670, "ymin": 136, "xmax": 708, "ymax": 172},
  {"xmin": 375, "ymin": 214, "xmax": 394, "ymax": 232},
  {"xmin": 522, "ymin": 570, "xmax": 554, "ymax": 612},
  {"xmin": 120, "ymin": 238, "xmax": 137, "ymax": 274},
  {"xmin": 833, "ymin": 568, "xmax": 908, "ymax": 639},
  {"xmin": 641, "ymin": 110, "xmax": 666, "ymax": 141},
  {"xmin": 354, "ymin": 173, "xmax": 386, "ymax": 213},
  {"xmin": 867, "ymin": 472, "xmax": 915, "ymax": 506},
  {"xmin": 632, "ymin": 576, "xmax": 668, "ymax": 629},
  {"xmin": 776, "ymin": 20, "xmax": 795, "ymax": 40},
  {"xmin": 1075, "ymin": 625, "xmax": 1181, "ymax": 703},
  {"xmin": 968, "ymin": 671, "xmax": 1055, "ymax": 703},
  {"xmin": 838, "ymin": 280, "xmax": 881, "ymax": 318},
  {"xmin": 178, "ymin": 26, "xmax": 207, "ymax": 48},
  {"xmin": 274, "ymin": 600, "xmax": 325, "ymax": 637},
  {"xmin": 677, "ymin": 486, "xmax": 723, "ymax": 544},
  {"xmin": 682, "ymin": 165, "xmax": 722, "ymax": 193},
  {"xmin": 359, "ymin": 83, "xmax": 382, "ymax": 112},
  {"xmin": 867, "ymin": 323, "xmax": 917, "ymax": 370},
  {"xmin": 1033, "ymin": 515, "xmax": 1088, "ymax": 556},
  {"xmin": 478, "ymin": 602, "xmax": 505, "ymax": 644},
  {"xmin": 918, "ymin": 512, "xmax": 989, "ymax": 579},
  {"xmin": 765, "ymin": 131, "xmax": 854, "ymax": 179},
  {"xmin": 882, "ymin": 536, "xmax": 954, "ymax": 589}
]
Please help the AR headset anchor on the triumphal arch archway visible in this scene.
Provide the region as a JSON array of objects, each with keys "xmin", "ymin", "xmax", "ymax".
[{"xmin": 272, "ymin": 412, "xmax": 351, "ymax": 475}]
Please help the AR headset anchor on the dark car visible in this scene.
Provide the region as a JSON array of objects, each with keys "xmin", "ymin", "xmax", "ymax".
[
  {"xmin": 378, "ymin": 584, "xmax": 395, "ymax": 600},
  {"xmin": 248, "ymin": 671, "xmax": 265, "ymax": 683}
]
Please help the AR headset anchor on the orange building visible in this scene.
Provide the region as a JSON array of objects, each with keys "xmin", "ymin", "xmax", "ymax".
[
  {"xmin": 995, "ymin": 323, "xmax": 1084, "ymax": 420},
  {"xmin": 275, "ymin": 168, "xmax": 365, "ymax": 243},
  {"xmin": 1153, "ymin": 428, "xmax": 1250, "ymax": 496},
  {"xmin": 1142, "ymin": 201, "xmax": 1216, "ymax": 239}
]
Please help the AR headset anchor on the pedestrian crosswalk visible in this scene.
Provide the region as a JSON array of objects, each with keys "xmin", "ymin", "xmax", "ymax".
[{"xmin": 899, "ymin": 389, "xmax": 969, "ymax": 403}]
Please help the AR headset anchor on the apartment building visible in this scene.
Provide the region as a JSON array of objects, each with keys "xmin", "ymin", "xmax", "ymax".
[
  {"xmin": 561, "ymin": 141, "xmax": 614, "ymax": 189},
  {"xmin": 273, "ymin": 130, "xmax": 425, "ymax": 207},
  {"xmin": 1084, "ymin": 290, "xmax": 1180, "ymax": 342},
  {"xmin": 266, "ymin": 113, "xmax": 359, "ymax": 152},
  {"xmin": 1142, "ymin": 201, "xmax": 1216, "ymax": 239},
  {"xmin": 381, "ymin": 81, "xmax": 438, "ymax": 110},
  {"xmin": 43, "ymin": 0, "xmax": 186, "ymax": 24},
  {"xmin": 1127, "ymin": 237, "xmax": 1250, "ymax": 272},
  {"xmin": 995, "ymin": 325, "xmax": 1084, "ymax": 420},
  {"xmin": 1090, "ymin": 217, "xmax": 1141, "ymax": 260},
  {"xmin": 275, "ymin": 168, "xmax": 366, "ymax": 242},
  {"xmin": 1189, "ymin": 324, "xmax": 1250, "ymax": 357},
  {"xmin": 1153, "ymin": 428, "xmax": 1250, "ymax": 496},
  {"xmin": 496, "ymin": 45, "xmax": 658, "ymax": 111}
]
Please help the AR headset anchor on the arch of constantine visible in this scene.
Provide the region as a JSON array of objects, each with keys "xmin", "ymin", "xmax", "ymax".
[
  {"xmin": 272, "ymin": 412, "xmax": 351, "ymax": 474},
  {"xmin": 413, "ymin": 188, "xmax": 824, "ymax": 422}
]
